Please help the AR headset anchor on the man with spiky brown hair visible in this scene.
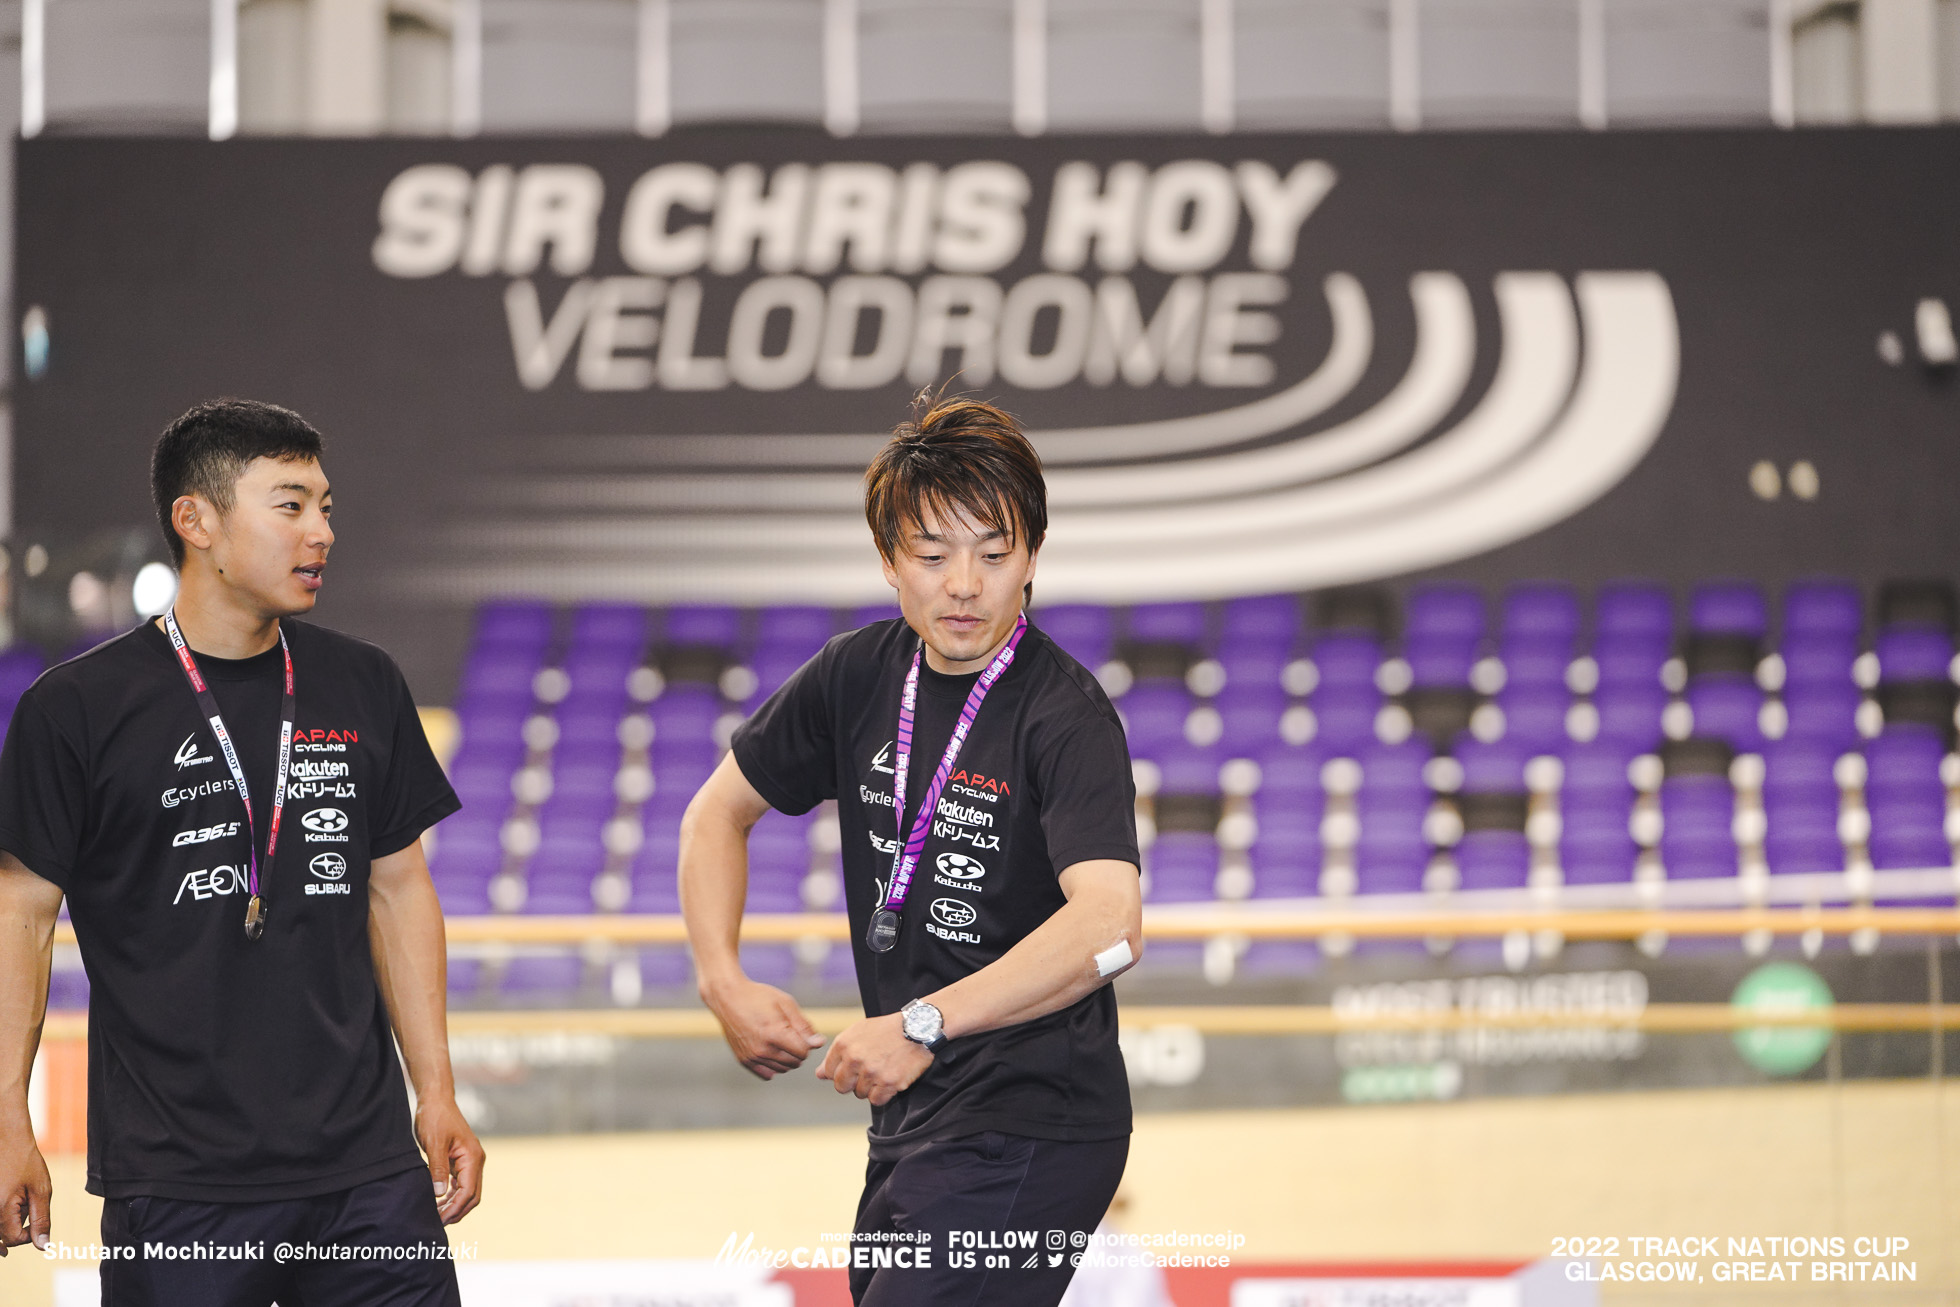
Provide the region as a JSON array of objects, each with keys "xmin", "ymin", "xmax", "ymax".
[{"xmin": 682, "ymin": 395, "xmax": 1142, "ymax": 1306}]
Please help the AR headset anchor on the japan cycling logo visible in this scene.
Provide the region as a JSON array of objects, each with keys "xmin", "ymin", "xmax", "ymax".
[{"xmin": 309, "ymin": 852, "xmax": 347, "ymax": 880}]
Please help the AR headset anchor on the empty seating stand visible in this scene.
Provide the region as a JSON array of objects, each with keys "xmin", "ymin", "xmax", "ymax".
[{"xmin": 418, "ymin": 579, "xmax": 1959, "ymax": 999}]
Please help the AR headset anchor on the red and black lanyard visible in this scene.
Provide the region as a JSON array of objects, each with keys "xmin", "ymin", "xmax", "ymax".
[{"xmin": 162, "ymin": 609, "xmax": 296, "ymax": 941}]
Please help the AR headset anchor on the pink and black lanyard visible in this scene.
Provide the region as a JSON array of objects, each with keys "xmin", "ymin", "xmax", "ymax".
[
  {"xmin": 866, "ymin": 613, "xmax": 1027, "ymax": 954},
  {"xmin": 162, "ymin": 609, "xmax": 295, "ymax": 942}
]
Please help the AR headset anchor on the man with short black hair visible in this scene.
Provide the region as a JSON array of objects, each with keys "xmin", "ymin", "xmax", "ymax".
[
  {"xmin": 682, "ymin": 395, "xmax": 1141, "ymax": 1307},
  {"xmin": 0, "ymin": 398, "xmax": 480, "ymax": 1305}
]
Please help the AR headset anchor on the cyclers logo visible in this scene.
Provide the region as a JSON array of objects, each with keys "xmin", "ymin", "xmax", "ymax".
[
  {"xmin": 302, "ymin": 807, "xmax": 351, "ymax": 843},
  {"xmin": 173, "ymin": 734, "xmax": 213, "ymax": 770},
  {"xmin": 162, "ymin": 778, "xmax": 236, "ymax": 809}
]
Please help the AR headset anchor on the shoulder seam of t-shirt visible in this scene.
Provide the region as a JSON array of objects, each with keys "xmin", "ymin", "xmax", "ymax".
[
  {"xmin": 731, "ymin": 740, "xmax": 822, "ymax": 817},
  {"xmin": 0, "ymin": 822, "xmax": 74, "ymax": 883}
]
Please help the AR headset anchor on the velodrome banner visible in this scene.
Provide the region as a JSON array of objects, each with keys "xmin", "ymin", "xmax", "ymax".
[{"xmin": 14, "ymin": 130, "xmax": 1960, "ymax": 693}]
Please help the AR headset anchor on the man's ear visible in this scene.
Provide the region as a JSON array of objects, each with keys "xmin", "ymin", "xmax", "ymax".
[
  {"xmin": 879, "ymin": 549, "xmax": 901, "ymax": 592},
  {"xmin": 172, "ymin": 495, "xmax": 217, "ymax": 557}
]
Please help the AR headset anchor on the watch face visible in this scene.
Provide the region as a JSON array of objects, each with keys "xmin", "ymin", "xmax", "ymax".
[{"xmin": 903, "ymin": 1002, "xmax": 940, "ymax": 1042}]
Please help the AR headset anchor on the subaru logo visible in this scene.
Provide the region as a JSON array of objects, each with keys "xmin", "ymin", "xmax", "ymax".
[
  {"xmin": 935, "ymin": 852, "xmax": 985, "ymax": 881},
  {"xmin": 301, "ymin": 808, "xmax": 348, "ymax": 834},
  {"xmin": 930, "ymin": 898, "xmax": 977, "ymax": 928},
  {"xmin": 309, "ymin": 852, "xmax": 347, "ymax": 880}
]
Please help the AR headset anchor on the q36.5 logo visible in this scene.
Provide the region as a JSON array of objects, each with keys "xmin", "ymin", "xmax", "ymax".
[
  {"xmin": 301, "ymin": 808, "xmax": 348, "ymax": 834},
  {"xmin": 930, "ymin": 898, "xmax": 978, "ymax": 929},
  {"xmin": 309, "ymin": 852, "xmax": 347, "ymax": 880}
]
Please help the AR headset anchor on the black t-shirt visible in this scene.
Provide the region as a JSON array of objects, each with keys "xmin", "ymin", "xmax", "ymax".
[
  {"xmin": 733, "ymin": 618, "xmax": 1138, "ymax": 1155},
  {"xmin": 0, "ymin": 619, "xmax": 460, "ymax": 1201}
]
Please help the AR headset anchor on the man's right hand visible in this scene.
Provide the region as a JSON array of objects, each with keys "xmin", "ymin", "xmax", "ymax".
[
  {"xmin": 0, "ymin": 1124, "xmax": 51, "ymax": 1256},
  {"xmin": 702, "ymin": 976, "xmax": 826, "ymax": 1080}
]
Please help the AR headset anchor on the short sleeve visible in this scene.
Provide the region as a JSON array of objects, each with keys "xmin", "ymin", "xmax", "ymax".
[
  {"xmin": 1034, "ymin": 712, "xmax": 1140, "ymax": 876},
  {"xmin": 730, "ymin": 643, "xmax": 839, "ymax": 816},
  {"xmin": 369, "ymin": 660, "xmax": 462, "ymax": 859},
  {"xmin": 0, "ymin": 688, "xmax": 91, "ymax": 889}
]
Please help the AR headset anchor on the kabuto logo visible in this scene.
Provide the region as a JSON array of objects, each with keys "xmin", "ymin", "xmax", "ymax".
[
  {"xmin": 309, "ymin": 851, "xmax": 348, "ymax": 880},
  {"xmin": 302, "ymin": 807, "xmax": 351, "ymax": 843},
  {"xmin": 173, "ymin": 734, "xmax": 213, "ymax": 770},
  {"xmin": 933, "ymin": 852, "xmax": 986, "ymax": 893}
]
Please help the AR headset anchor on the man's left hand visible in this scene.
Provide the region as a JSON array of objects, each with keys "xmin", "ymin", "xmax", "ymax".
[
  {"xmin": 815, "ymin": 1014, "xmax": 933, "ymax": 1106},
  {"xmin": 415, "ymin": 1096, "xmax": 485, "ymax": 1225}
]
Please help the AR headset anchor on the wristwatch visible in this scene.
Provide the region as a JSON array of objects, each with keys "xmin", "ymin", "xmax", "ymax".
[{"xmin": 900, "ymin": 998, "xmax": 948, "ymax": 1056}]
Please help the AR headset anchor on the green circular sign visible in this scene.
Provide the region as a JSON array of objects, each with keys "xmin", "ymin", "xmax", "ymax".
[{"xmin": 1731, "ymin": 961, "xmax": 1834, "ymax": 1076}]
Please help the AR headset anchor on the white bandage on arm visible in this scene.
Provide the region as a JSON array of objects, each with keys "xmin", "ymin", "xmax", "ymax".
[{"xmin": 1093, "ymin": 939, "xmax": 1134, "ymax": 978}]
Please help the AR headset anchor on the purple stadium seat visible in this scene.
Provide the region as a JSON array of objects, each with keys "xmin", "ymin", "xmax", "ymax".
[
  {"xmin": 755, "ymin": 605, "xmax": 835, "ymax": 653},
  {"xmin": 1157, "ymin": 743, "xmax": 1221, "ymax": 796},
  {"xmin": 1782, "ymin": 682, "xmax": 1859, "ymax": 749},
  {"xmin": 473, "ymin": 601, "xmax": 553, "ymax": 651},
  {"xmin": 751, "ymin": 647, "xmax": 817, "ymax": 703},
  {"xmin": 1360, "ymin": 739, "xmax": 1429, "ymax": 796},
  {"xmin": 1355, "ymin": 815, "xmax": 1426, "ymax": 895},
  {"xmin": 1659, "ymin": 775, "xmax": 1736, "ymax": 879},
  {"xmin": 1222, "ymin": 594, "xmax": 1302, "ymax": 651},
  {"xmin": 1035, "ymin": 604, "xmax": 1115, "ymax": 667},
  {"xmin": 1594, "ymin": 631, "xmax": 1670, "ymax": 690},
  {"xmin": 446, "ymin": 958, "xmax": 482, "ymax": 999},
  {"xmin": 1456, "ymin": 736, "xmax": 1528, "ymax": 793},
  {"xmin": 524, "ymin": 869, "xmax": 597, "ymax": 914},
  {"xmin": 501, "ymin": 953, "xmax": 585, "ymax": 996},
  {"xmin": 1146, "ymin": 832, "xmax": 1218, "ymax": 902},
  {"xmin": 747, "ymin": 811, "xmax": 811, "ymax": 912},
  {"xmin": 1686, "ymin": 676, "xmax": 1763, "ymax": 752},
  {"xmin": 429, "ymin": 825, "xmax": 502, "ymax": 887},
  {"xmin": 1120, "ymin": 684, "xmax": 1193, "ymax": 759},
  {"xmin": 1594, "ymin": 683, "xmax": 1666, "ymax": 747},
  {"xmin": 1691, "ymin": 582, "xmax": 1768, "ymax": 639},
  {"xmin": 638, "ymin": 947, "xmax": 695, "ymax": 989},
  {"xmin": 1876, "ymin": 627, "xmax": 1953, "ymax": 681},
  {"xmin": 432, "ymin": 873, "xmax": 493, "ymax": 915},
  {"xmin": 570, "ymin": 603, "xmax": 650, "ymax": 651},
  {"xmin": 1783, "ymin": 581, "xmax": 1863, "ymax": 639},
  {"xmin": 1596, "ymin": 583, "xmax": 1674, "ymax": 641},
  {"xmin": 47, "ymin": 969, "xmax": 89, "ymax": 1011},
  {"xmin": 1561, "ymin": 742, "xmax": 1638, "ymax": 885},
  {"xmin": 661, "ymin": 604, "xmax": 742, "ymax": 649},
  {"xmin": 626, "ymin": 868, "xmax": 681, "ymax": 914},
  {"xmin": 1405, "ymin": 583, "xmax": 1486, "ymax": 642},
  {"xmin": 1128, "ymin": 601, "xmax": 1209, "ymax": 648},
  {"xmin": 1219, "ymin": 644, "xmax": 1288, "ymax": 691},
  {"xmin": 741, "ymin": 944, "xmax": 797, "ymax": 986},
  {"xmin": 1311, "ymin": 693, "xmax": 1381, "ymax": 755},
  {"xmin": 1866, "ymin": 727, "xmax": 1949, "ymax": 873},
  {"xmin": 1501, "ymin": 582, "xmax": 1581, "ymax": 643},
  {"xmin": 1500, "ymin": 632, "xmax": 1570, "ymax": 689},
  {"xmin": 1217, "ymin": 685, "xmax": 1287, "ymax": 754},
  {"xmin": 1762, "ymin": 740, "xmax": 1841, "ymax": 875},
  {"xmin": 1495, "ymin": 684, "xmax": 1568, "ymax": 751},
  {"xmin": 456, "ymin": 649, "xmax": 541, "ymax": 706},
  {"xmin": 1456, "ymin": 830, "xmax": 1530, "ymax": 891},
  {"xmin": 1406, "ymin": 634, "xmax": 1475, "ymax": 689}
]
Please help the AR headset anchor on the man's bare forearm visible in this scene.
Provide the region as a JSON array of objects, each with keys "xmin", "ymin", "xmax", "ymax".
[
  {"xmin": 0, "ymin": 858, "xmax": 60, "ymax": 1129},
  {"xmin": 367, "ymin": 846, "xmax": 457, "ymax": 1102},
  {"xmin": 927, "ymin": 860, "xmax": 1141, "ymax": 1041},
  {"xmin": 680, "ymin": 755, "xmax": 774, "ymax": 997}
]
